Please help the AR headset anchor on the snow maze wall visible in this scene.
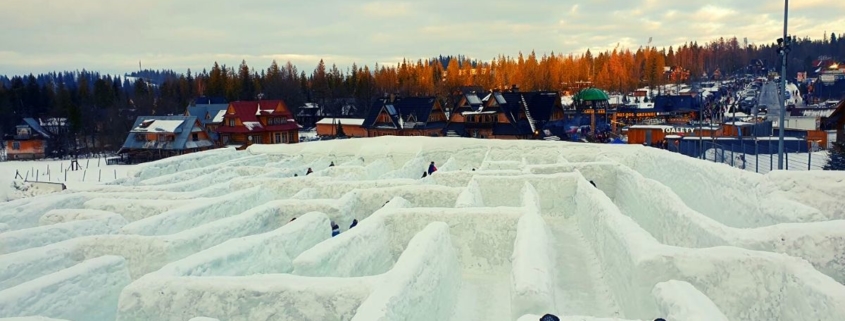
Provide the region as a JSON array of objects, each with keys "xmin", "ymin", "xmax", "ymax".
[{"xmin": 1, "ymin": 136, "xmax": 845, "ymax": 321}]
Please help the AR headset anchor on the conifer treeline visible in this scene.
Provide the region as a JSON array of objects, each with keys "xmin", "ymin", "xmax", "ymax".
[{"xmin": 1, "ymin": 35, "xmax": 843, "ymax": 145}]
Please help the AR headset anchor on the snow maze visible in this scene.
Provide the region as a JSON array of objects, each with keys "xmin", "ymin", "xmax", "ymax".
[{"xmin": 2, "ymin": 136, "xmax": 845, "ymax": 321}]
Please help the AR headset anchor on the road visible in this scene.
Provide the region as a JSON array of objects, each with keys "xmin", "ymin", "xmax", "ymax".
[{"xmin": 757, "ymin": 81, "xmax": 782, "ymax": 118}]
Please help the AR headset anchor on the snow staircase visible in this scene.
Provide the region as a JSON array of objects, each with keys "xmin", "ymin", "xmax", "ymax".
[{"xmin": 520, "ymin": 95, "xmax": 537, "ymax": 134}]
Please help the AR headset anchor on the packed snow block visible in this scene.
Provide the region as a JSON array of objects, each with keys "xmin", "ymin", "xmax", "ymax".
[
  {"xmin": 520, "ymin": 182, "xmax": 541, "ymax": 213},
  {"xmin": 383, "ymin": 207, "xmax": 521, "ymax": 272},
  {"xmin": 640, "ymin": 247, "xmax": 845, "ymax": 321},
  {"xmin": 364, "ymin": 158, "xmax": 395, "ymax": 179},
  {"xmin": 120, "ymin": 186, "xmax": 271, "ymax": 236},
  {"xmin": 612, "ymin": 166, "xmax": 731, "ymax": 248},
  {"xmin": 481, "ymin": 160, "xmax": 523, "ymax": 171},
  {"xmin": 0, "ymin": 214, "xmax": 127, "ymax": 254},
  {"xmin": 0, "ymin": 239, "xmax": 82, "ymax": 289},
  {"xmin": 131, "ymin": 148, "xmax": 245, "ymax": 180},
  {"xmin": 81, "ymin": 198, "xmax": 188, "ymax": 222},
  {"xmin": 737, "ymin": 221, "xmax": 845, "ymax": 284},
  {"xmin": 573, "ymin": 178, "xmax": 662, "ymax": 318},
  {"xmin": 515, "ymin": 315, "xmax": 643, "ymax": 321},
  {"xmin": 153, "ymin": 211, "xmax": 330, "ymax": 277},
  {"xmin": 187, "ymin": 318, "xmax": 219, "ymax": 321},
  {"xmin": 0, "ymin": 193, "xmax": 91, "ymax": 230},
  {"xmin": 510, "ymin": 212, "xmax": 556, "ymax": 319},
  {"xmin": 0, "ymin": 223, "xmax": 9, "ymax": 233},
  {"xmin": 380, "ymin": 155, "xmax": 428, "ymax": 179},
  {"xmin": 0, "ymin": 255, "xmax": 131, "ymax": 321},
  {"xmin": 455, "ymin": 179, "xmax": 484, "ymax": 208},
  {"xmin": 290, "ymin": 187, "xmax": 320, "ymax": 199},
  {"xmin": 652, "ymin": 280, "xmax": 729, "ymax": 321},
  {"xmin": 117, "ymin": 274, "xmax": 374, "ymax": 321},
  {"xmin": 487, "ymin": 147, "xmax": 529, "ymax": 162},
  {"xmin": 231, "ymin": 176, "xmax": 333, "ymax": 198},
  {"xmin": 351, "ymin": 222, "xmax": 461, "ymax": 321},
  {"xmin": 764, "ymin": 171, "xmax": 845, "ymax": 220},
  {"xmin": 38, "ymin": 209, "xmax": 124, "ymax": 225},
  {"xmin": 339, "ymin": 185, "xmax": 461, "ymax": 221},
  {"xmin": 318, "ymin": 179, "xmax": 421, "ymax": 199},
  {"xmin": 624, "ymin": 149, "xmax": 824, "ymax": 227},
  {"xmin": 293, "ymin": 215, "xmax": 394, "ymax": 277},
  {"xmin": 471, "ymin": 174, "xmax": 579, "ymax": 216}
]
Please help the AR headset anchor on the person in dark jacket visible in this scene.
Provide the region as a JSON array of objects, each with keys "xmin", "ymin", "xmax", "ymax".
[
  {"xmin": 306, "ymin": 168, "xmax": 313, "ymax": 175},
  {"xmin": 427, "ymin": 161, "xmax": 437, "ymax": 175},
  {"xmin": 422, "ymin": 172, "xmax": 428, "ymax": 178},
  {"xmin": 349, "ymin": 219, "xmax": 358, "ymax": 229},
  {"xmin": 331, "ymin": 221, "xmax": 340, "ymax": 237},
  {"xmin": 329, "ymin": 161, "xmax": 335, "ymax": 167},
  {"xmin": 540, "ymin": 314, "xmax": 560, "ymax": 321},
  {"xmin": 590, "ymin": 180, "xmax": 597, "ymax": 187}
]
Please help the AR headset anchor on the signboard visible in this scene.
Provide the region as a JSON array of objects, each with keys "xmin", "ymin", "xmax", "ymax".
[
  {"xmin": 821, "ymin": 74, "xmax": 836, "ymax": 84},
  {"xmin": 661, "ymin": 127, "xmax": 696, "ymax": 134}
]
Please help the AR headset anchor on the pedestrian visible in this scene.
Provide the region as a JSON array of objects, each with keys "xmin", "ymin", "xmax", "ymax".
[
  {"xmin": 350, "ymin": 219, "xmax": 358, "ymax": 229},
  {"xmin": 329, "ymin": 161, "xmax": 335, "ymax": 167},
  {"xmin": 290, "ymin": 217, "xmax": 296, "ymax": 222},
  {"xmin": 428, "ymin": 161, "xmax": 437, "ymax": 175},
  {"xmin": 306, "ymin": 168, "xmax": 313, "ymax": 175},
  {"xmin": 540, "ymin": 314, "xmax": 560, "ymax": 321},
  {"xmin": 590, "ymin": 180, "xmax": 597, "ymax": 188},
  {"xmin": 294, "ymin": 173, "xmax": 298, "ymax": 177},
  {"xmin": 422, "ymin": 172, "xmax": 428, "ymax": 178},
  {"xmin": 331, "ymin": 221, "xmax": 340, "ymax": 237}
]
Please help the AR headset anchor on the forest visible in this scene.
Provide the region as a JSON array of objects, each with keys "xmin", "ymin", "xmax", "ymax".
[{"xmin": 1, "ymin": 34, "xmax": 844, "ymax": 151}]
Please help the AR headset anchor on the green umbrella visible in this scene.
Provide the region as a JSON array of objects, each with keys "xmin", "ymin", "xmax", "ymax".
[
  {"xmin": 573, "ymin": 88, "xmax": 610, "ymax": 101},
  {"xmin": 574, "ymin": 88, "xmax": 610, "ymax": 138}
]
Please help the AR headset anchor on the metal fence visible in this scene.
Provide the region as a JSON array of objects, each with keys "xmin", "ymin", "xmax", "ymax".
[{"xmin": 669, "ymin": 139, "xmax": 831, "ymax": 173}]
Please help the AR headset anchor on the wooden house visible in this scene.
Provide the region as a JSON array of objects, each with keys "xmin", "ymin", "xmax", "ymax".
[
  {"xmin": 363, "ymin": 97, "xmax": 447, "ymax": 137},
  {"xmin": 216, "ymin": 100, "xmax": 301, "ymax": 145},
  {"xmin": 185, "ymin": 103, "xmax": 229, "ymax": 145},
  {"xmin": 826, "ymin": 99, "xmax": 845, "ymax": 143},
  {"xmin": 446, "ymin": 91, "xmax": 564, "ymax": 139},
  {"xmin": 117, "ymin": 116, "xmax": 214, "ymax": 163},
  {"xmin": 2, "ymin": 118, "xmax": 71, "ymax": 160},
  {"xmin": 315, "ymin": 118, "xmax": 367, "ymax": 137}
]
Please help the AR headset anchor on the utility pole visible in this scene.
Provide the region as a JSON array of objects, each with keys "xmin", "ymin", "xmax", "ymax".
[{"xmin": 777, "ymin": 0, "xmax": 789, "ymax": 170}]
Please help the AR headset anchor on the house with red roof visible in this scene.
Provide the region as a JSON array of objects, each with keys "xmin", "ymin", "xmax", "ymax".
[{"xmin": 216, "ymin": 100, "xmax": 301, "ymax": 145}]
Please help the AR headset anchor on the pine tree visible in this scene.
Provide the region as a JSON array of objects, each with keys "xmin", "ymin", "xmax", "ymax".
[{"xmin": 824, "ymin": 142, "xmax": 845, "ymax": 171}]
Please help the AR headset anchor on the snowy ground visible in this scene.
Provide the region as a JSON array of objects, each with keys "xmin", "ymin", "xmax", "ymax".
[
  {"xmin": 0, "ymin": 156, "xmax": 139, "ymax": 202},
  {"xmin": 1, "ymin": 137, "xmax": 845, "ymax": 321},
  {"xmin": 703, "ymin": 149, "xmax": 830, "ymax": 173}
]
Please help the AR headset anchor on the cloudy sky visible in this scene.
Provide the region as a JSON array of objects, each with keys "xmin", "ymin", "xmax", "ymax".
[{"xmin": 1, "ymin": 0, "xmax": 841, "ymax": 76}]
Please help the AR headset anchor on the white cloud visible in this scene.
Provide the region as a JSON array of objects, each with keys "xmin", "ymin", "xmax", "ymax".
[{"xmin": 0, "ymin": 0, "xmax": 838, "ymax": 75}]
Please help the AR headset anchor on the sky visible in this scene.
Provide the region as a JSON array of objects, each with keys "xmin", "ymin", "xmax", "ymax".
[{"xmin": 0, "ymin": 0, "xmax": 842, "ymax": 76}]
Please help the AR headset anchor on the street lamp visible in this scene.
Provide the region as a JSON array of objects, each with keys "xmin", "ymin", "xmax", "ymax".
[{"xmin": 776, "ymin": 0, "xmax": 789, "ymax": 170}]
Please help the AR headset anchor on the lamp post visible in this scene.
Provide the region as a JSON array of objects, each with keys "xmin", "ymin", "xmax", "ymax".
[{"xmin": 776, "ymin": 0, "xmax": 790, "ymax": 170}]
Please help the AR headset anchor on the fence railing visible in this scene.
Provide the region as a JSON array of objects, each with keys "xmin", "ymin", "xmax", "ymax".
[{"xmin": 667, "ymin": 139, "xmax": 831, "ymax": 173}]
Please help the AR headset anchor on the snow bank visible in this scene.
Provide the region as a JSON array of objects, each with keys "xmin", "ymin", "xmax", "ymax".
[
  {"xmin": 652, "ymin": 280, "xmax": 729, "ymax": 321},
  {"xmin": 516, "ymin": 315, "xmax": 642, "ymax": 321},
  {"xmin": 117, "ymin": 274, "xmax": 375, "ymax": 321},
  {"xmin": 471, "ymin": 174, "xmax": 579, "ymax": 216},
  {"xmin": 187, "ymin": 318, "xmax": 219, "ymax": 321},
  {"xmin": 0, "ymin": 317, "xmax": 71, "ymax": 321},
  {"xmin": 438, "ymin": 147, "xmax": 487, "ymax": 171},
  {"xmin": 527, "ymin": 162, "xmax": 620, "ymax": 200},
  {"xmin": 38, "ymin": 209, "xmax": 123, "ymax": 225},
  {"xmin": 137, "ymin": 154, "xmax": 270, "ymax": 186},
  {"xmin": 0, "ymin": 223, "xmax": 10, "ymax": 233},
  {"xmin": 382, "ymin": 207, "xmax": 521, "ymax": 272},
  {"xmin": 510, "ymin": 200, "xmax": 556, "ymax": 319},
  {"xmin": 764, "ymin": 171, "xmax": 845, "ymax": 220},
  {"xmin": 380, "ymin": 155, "xmax": 428, "ymax": 179},
  {"xmin": 152, "ymin": 211, "xmax": 329, "ymax": 277},
  {"xmin": 129, "ymin": 148, "xmax": 244, "ymax": 180},
  {"xmin": 0, "ymin": 214, "xmax": 126, "ymax": 254},
  {"xmin": 0, "ymin": 255, "xmax": 131, "ymax": 321},
  {"xmin": 81, "ymin": 198, "xmax": 189, "ymax": 222},
  {"xmin": 351, "ymin": 222, "xmax": 461, "ymax": 321},
  {"xmin": 293, "ymin": 212, "xmax": 396, "ymax": 277},
  {"xmin": 619, "ymin": 149, "xmax": 824, "ymax": 227},
  {"xmin": 0, "ymin": 194, "xmax": 91, "ymax": 230},
  {"xmin": 455, "ymin": 178, "xmax": 484, "ymax": 208},
  {"xmin": 121, "ymin": 187, "xmax": 273, "ymax": 236}
]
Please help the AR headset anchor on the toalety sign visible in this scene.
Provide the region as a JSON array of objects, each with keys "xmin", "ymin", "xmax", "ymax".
[{"xmin": 661, "ymin": 127, "xmax": 695, "ymax": 134}]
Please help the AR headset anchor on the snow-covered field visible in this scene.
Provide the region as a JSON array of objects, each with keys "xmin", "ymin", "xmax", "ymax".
[
  {"xmin": 1, "ymin": 137, "xmax": 845, "ymax": 321},
  {"xmin": 0, "ymin": 157, "xmax": 138, "ymax": 202}
]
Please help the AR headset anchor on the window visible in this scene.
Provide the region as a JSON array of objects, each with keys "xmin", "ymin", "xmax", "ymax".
[
  {"xmin": 252, "ymin": 135, "xmax": 262, "ymax": 144},
  {"xmin": 12, "ymin": 142, "xmax": 20, "ymax": 150},
  {"xmin": 228, "ymin": 119, "xmax": 236, "ymax": 127},
  {"xmin": 158, "ymin": 134, "xmax": 166, "ymax": 142},
  {"xmin": 135, "ymin": 134, "xmax": 144, "ymax": 141},
  {"xmin": 192, "ymin": 133, "xmax": 199, "ymax": 141},
  {"xmin": 275, "ymin": 132, "xmax": 281, "ymax": 143}
]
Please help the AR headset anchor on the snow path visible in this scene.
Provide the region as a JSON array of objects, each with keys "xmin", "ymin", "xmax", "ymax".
[
  {"xmin": 449, "ymin": 272, "xmax": 512, "ymax": 321},
  {"xmin": 547, "ymin": 218, "xmax": 622, "ymax": 317}
]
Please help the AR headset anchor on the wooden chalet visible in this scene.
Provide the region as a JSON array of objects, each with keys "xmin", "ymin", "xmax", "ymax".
[
  {"xmin": 216, "ymin": 100, "xmax": 301, "ymax": 145},
  {"xmin": 118, "ymin": 116, "xmax": 214, "ymax": 163},
  {"xmin": 2, "ymin": 118, "xmax": 70, "ymax": 160},
  {"xmin": 315, "ymin": 118, "xmax": 367, "ymax": 137},
  {"xmin": 363, "ymin": 97, "xmax": 447, "ymax": 137},
  {"xmin": 445, "ymin": 91, "xmax": 564, "ymax": 139},
  {"xmin": 185, "ymin": 102, "xmax": 229, "ymax": 145},
  {"xmin": 824, "ymin": 98, "xmax": 845, "ymax": 143}
]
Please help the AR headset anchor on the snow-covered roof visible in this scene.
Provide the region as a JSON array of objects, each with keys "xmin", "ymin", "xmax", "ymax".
[
  {"xmin": 461, "ymin": 111, "xmax": 497, "ymax": 116},
  {"xmin": 132, "ymin": 119, "xmax": 186, "ymax": 133},
  {"xmin": 212, "ymin": 110, "xmax": 226, "ymax": 123},
  {"xmin": 316, "ymin": 118, "xmax": 365, "ymax": 126},
  {"xmin": 243, "ymin": 121, "xmax": 263, "ymax": 131}
]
